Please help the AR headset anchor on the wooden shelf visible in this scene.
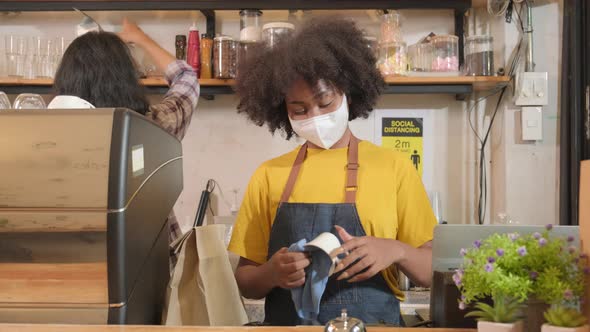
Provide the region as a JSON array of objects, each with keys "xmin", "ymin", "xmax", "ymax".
[
  {"xmin": 0, "ymin": 75, "xmax": 509, "ymax": 97},
  {"xmin": 0, "ymin": 0, "xmax": 471, "ymax": 11},
  {"xmin": 0, "ymin": 77, "xmax": 234, "ymax": 87},
  {"xmin": 0, "ymin": 0, "xmax": 476, "ymax": 95},
  {"xmin": 384, "ymin": 75, "xmax": 511, "ymax": 92},
  {"xmin": 0, "ymin": 77, "xmax": 236, "ymax": 95},
  {"xmin": 139, "ymin": 77, "xmax": 235, "ymax": 87}
]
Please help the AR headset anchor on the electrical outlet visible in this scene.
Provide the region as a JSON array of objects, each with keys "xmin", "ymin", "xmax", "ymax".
[
  {"xmin": 230, "ymin": 188, "xmax": 239, "ymax": 214},
  {"xmin": 515, "ymin": 72, "xmax": 548, "ymax": 106},
  {"xmin": 521, "ymin": 107, "xmax": 543, "ymax": 141}
]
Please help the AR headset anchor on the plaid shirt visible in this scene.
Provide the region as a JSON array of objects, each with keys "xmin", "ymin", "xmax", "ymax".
[{"xmin": 146, "ymin": 60, "xmax": 199, "ymax": 270}]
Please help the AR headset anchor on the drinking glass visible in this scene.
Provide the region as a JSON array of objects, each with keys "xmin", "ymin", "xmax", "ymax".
[
  {"xmin": 0, "ymin": 92, "xmax": 11, "ymax": 109},
  {"xmin": 13, "ymin": 93, "xmax": 46, "ymax": 109},
  {"xmin": 53, "ymin": 37, "xmax": 71, "ymax": 75},
  {"xmin": 28, "ymin": 37, "xmax": 56, "ymax": 79},
  {"xmin": 5, "ymin": 35, "xmax": 26, "ymax": 77}
]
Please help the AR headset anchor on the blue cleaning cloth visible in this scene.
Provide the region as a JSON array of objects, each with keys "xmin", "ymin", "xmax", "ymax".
[{"xmin": 288, "ymin": 239, "xmax": 333, "ymax": 325}]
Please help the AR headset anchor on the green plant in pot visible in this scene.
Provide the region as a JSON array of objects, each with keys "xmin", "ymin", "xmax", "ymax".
[
  {"xmin": 454, "ymin": 225, "xmax": 589, "ymax": 332},
  {"xmin": 464, "ymin": 294, "xmax": 524, "ymax": 332},
  {"xmin": 542, "ymin": 306, "xmax": 589, "ymax": 332}
]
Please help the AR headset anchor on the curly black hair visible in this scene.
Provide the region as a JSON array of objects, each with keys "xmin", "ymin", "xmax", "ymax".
[{"xmin": 235, "ymin": 18, "xmax": 385, "ymax": 139}]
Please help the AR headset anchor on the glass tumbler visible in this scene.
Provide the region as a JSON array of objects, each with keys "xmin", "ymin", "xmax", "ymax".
[
  {"xmin": 13, "ymin": 93, "xmax": 47, "ymax": 109},
  {"xmin": 5, "ymin": 35, "xmax": 26, "ymax": 77},
  {"xmin": 0, "ymin": 92, "xmax": 11, "ymax": 109}
]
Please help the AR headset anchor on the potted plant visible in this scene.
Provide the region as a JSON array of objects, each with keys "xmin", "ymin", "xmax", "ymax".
[
  {"xmin": 542, "ymin": 306, "xmax": 589, "ymax": 332},
  {"xmin": 465, "ymin": 294, "xmax": 524, "ymax": 332},
  {"xmin": 453, "ymin": 225, "xmax": 589, "ymax": 332}
]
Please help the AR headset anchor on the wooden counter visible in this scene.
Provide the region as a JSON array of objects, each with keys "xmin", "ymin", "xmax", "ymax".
[{"xmin": 0, "ymin": 325, "xmax": 475, "ymax": 332}]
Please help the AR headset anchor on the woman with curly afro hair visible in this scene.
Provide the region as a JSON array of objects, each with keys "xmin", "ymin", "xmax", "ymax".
[{"xmin": 228, "ymin": 18, "xmax": 437, "ymax": 326}]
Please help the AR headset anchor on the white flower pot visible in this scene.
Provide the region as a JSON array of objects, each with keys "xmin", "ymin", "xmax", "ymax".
[
  {"xmin": 478, "ymin": 321, "xmax": 524, "ymax": 332},
  {"xmin": 541, "ymin": 324, "xmax": 590, "ymax": 332}
]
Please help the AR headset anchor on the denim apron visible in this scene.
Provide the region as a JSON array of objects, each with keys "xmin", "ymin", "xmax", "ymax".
[{"xmin": 264, "ymin": 136, "xmax": 401, "ymax": 326}]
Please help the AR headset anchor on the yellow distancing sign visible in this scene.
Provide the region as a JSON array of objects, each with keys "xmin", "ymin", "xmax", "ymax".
[{"xmin": 381, "ymin": 117, "xmax": 424, "ymax": 177}]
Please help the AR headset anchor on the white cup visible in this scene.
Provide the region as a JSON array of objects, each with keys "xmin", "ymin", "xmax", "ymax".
[{"xmin": 304, "ymin": 232, "xmax": 343, "ymax": 276}]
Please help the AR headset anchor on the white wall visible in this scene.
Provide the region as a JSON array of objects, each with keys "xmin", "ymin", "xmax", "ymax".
[
  {"xmin": 489, "ymin": 0, "xmax": 562, "ymax": 226},
  {"xmin": 0, "ymin": 4, "xmax": 563, "ymax": 231}
]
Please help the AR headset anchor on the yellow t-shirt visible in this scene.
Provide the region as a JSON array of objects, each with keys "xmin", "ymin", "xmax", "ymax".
[{"xmin": 228, "ymin": 140, "xmax": 437, "ymax": 297}]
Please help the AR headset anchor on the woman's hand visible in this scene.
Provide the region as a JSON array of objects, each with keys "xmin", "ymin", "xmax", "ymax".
[
  {"xmin": 333, "ymin": 225, "xmax": 405, "ymax": 283},
  {"xmin": 269, "ymin": 247, "xmax": 311, "ymax": 289},
  {"xmin": 117, "ymin": 18, "xmax": 149, "ymax": 46},
  {"xmin": 117, "ymin": 18, "xmax": 176, "ymax": 73}
]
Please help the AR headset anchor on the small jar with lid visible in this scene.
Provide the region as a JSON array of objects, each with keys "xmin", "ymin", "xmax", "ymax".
[
  {"xmin": 213, "ymin": 36, "xmax": 238, "ymax": 79},
  {"xmin": 377, "ymin": 41, "xmax": 408, "ymax": 76},
  {"xmin": 431, "ymin": 35, "xmax": 459, "ymax": 72},
  {"xmin": 239, "ymin": 9, "xmax": 262, "ymax": 42},
  {"xmin": 465, "ymin": 35, "xmax": 494, "ymax": 76},
  {"xmin": 262, "ymin": 22, "xmax": 295, "ymax": 48},
  {"xmin": 379, "ymin": 11, "xmax": 403, "ymax": 44},
  {"xmin": 408, "ymin": 42, "xmax": 434, "ymax": 72}
]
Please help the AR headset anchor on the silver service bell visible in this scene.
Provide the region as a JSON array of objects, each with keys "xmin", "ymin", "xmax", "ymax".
[{"xmin": 324, "ymin": 309, "xmax": 366, "ymax": 332}]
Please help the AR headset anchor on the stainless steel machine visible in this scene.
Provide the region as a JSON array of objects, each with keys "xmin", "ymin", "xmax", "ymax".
[{"xmin": 0, "ymin": 108, "xmax": 183, "ymax": 324}]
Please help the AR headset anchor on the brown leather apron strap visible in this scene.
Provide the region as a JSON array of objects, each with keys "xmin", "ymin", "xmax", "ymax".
[
  {"xmin": 279, "ymin": 137, "xmax": 361, "ymax": 204},
  {"xmin": 280, "ymin": 142, "xmax": 309, "ymax": 203},
  {"xmin": 344, "ymin": 136, "xmax": 360, "ymax": 204}
]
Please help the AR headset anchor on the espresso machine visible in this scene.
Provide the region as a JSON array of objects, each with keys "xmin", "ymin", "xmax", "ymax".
[{"xmin": 0, "ymin": 108, "xmax": 183, "ymax": 324}]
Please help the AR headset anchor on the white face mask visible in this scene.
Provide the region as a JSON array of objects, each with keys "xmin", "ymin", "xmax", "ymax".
[{"xmin": 289, "ymin": 94, "xmax": 349, "ymax": 149}]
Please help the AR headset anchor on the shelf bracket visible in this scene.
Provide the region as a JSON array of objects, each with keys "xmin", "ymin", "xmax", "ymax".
[
  {"xmin": 200, "ymin": 9, "xmax": 216, "ymax": 37},
  {"xmin": 454, "ymin": 9, "xmax": 466, "ymax": 68}
]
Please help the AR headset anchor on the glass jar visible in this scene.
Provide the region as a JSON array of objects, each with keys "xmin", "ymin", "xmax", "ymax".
[
  {"xmin": 238, "ymin": 41, "xmax": 259, "ymax": 68},
  {"xmin": 465, "ymin": 35, "xmax": 494, "ymax": 76},
  {"xmin": 431, "ymin": 35, "xmax": 459, "ymax": 72},
  {"xmin": 200, "ymin": 34, "xmax": 213, "ymax": 79},
  {"xmin": 213, "ymin": 36, "xmax": 238, "ymax": 79},
  {"xmin": 379, "ymin": 11, "xmax": 403, "ymax": 44},
  {"xmin": 262, "ymin": 22, "xmax": 295, "ymax": 48},
  {"xmin": 408, "ymin": 42, "xmax": 434, "ymax": 72},
  {"xmin": 239, "ymin": 9, "xmax": 262, "ymax": 42},
  {"xmin": 377, "ymin": 41, "xmax": 407, "ymax": 76}
]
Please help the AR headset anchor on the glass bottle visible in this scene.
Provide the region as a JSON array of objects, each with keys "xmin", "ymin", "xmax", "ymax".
[
  {"xmin": 175, "ymin": 35, "xmax": 186, "ymax": 61},
  {"xmin": 379, "ymin": 11, "xmax": 403, "ymax": 44},
  {"xmin": 200, "ymin": 34, "xmax": 213, "ymax": 79}
]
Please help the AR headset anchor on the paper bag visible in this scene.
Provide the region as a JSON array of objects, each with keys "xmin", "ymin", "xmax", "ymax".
[{"xmin": 162, "ymin": 224, "xmax": 248, "ymax": 326}]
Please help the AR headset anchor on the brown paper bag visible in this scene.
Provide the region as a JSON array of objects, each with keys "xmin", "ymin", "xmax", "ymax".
[{"xmin": 162, "ymin": 224, "xmax": 248, "ymax": 326}]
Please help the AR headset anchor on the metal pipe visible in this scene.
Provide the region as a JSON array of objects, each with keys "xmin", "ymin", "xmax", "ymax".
[{"xmin": 525, "ymin": 2, "xmax": 534, "ymax": 72}]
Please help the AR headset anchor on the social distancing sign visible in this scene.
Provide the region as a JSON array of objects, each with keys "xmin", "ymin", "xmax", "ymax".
[{"xmin": 381, "ymin": 118, "xmax": 424, "ymax": 177}]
